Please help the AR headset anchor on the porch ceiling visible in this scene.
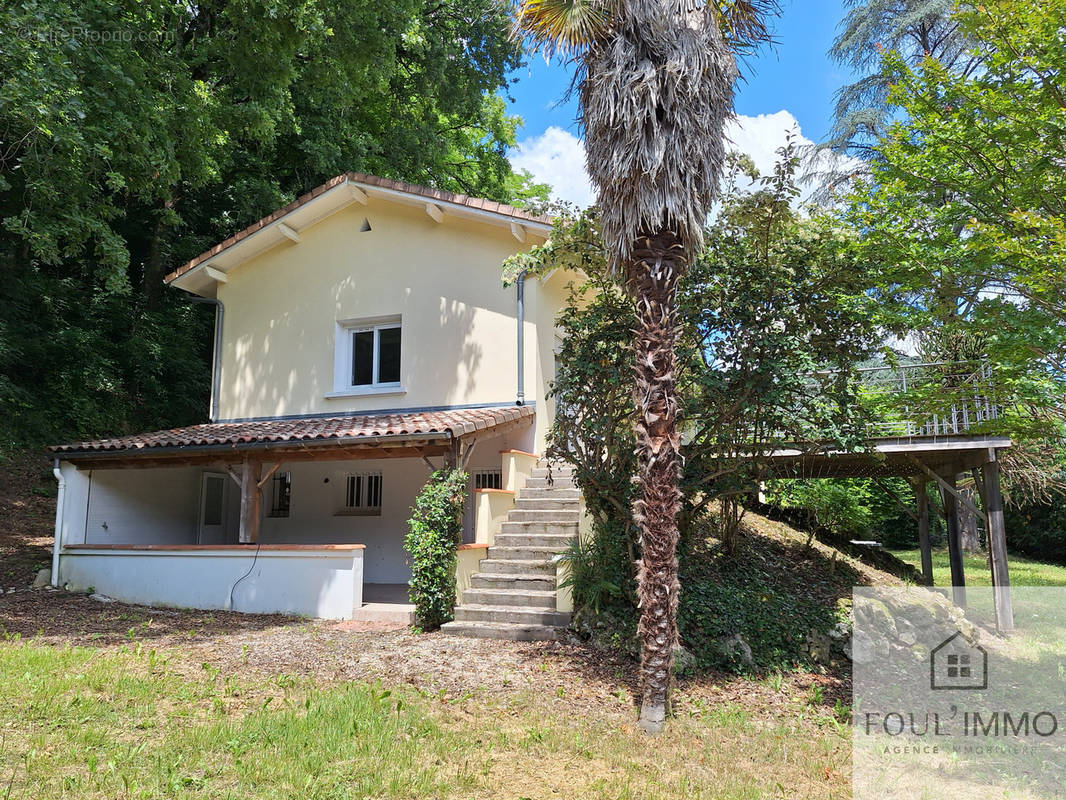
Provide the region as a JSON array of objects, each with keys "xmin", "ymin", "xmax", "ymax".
[{"xmin": 49, "ymin": 405, "xmax": 534, "ymax": 468}]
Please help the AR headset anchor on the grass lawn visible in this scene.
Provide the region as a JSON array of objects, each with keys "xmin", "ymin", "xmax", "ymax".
[
  {"xmin": 886, "ymin": 547, "xmax": 1066, "ymax": 587},
  {"xmin": 0, "ymin": 639, "xmax": 850, "ymax": 800}
]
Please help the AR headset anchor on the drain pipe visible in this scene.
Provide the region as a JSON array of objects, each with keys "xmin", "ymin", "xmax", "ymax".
[
  {"xmin": 189, "ymin": 297, "xmax": 224, "ymax": 421},
  {"xmin": 516, "ymin": 270, "xmax": 527, "ymax": 406},
  {"xmin": 50, "ymin": 458, "xmax": 66, "ymax": 587}
]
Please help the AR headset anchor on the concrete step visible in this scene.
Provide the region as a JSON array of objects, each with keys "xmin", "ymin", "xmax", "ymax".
[
  {"xmin": 487, "ymin": 545, "xmax": 565, "ymax": 561},
  {"xmin": 461, "ymin": 588, "xmax": 558, "ymax": 607},
  {"xmin": 470, "ymin": 573, "xmax": 556, "ymax": 591},
  {"xmin": 530, "ymin": 466, "xmax": 575, "ymax": 478},
  {"xmin": 494, "ymin": 532, "xmax": 574, "ymax": 550},
  {"xmin": 507, "ymin": 509, "xmax": 581, "ymax": 523},
  {"xmin": 522, "ymin": 477, "xmax": 576, "ymax": 490},
  {"xmin": 513, "ymin": 497, "xmax": 582, "ymax": 510},
  {"xmin": 440, "ymin": 620, "xmax": 562, "ymax": 641},
  {"xmin": 453, "ymin": 604, "xmax": 571, "ymax": 626},
  {"xmin": 517, "ymin": 487, "xmax": 583, "ymax": 500},
  {"xmin": 499, "ymin": 521, "xmax": 578, "ymax": 535},
  {"xmin": 477, "ymin": 558, "xmax": 556, "ymax": 575}
]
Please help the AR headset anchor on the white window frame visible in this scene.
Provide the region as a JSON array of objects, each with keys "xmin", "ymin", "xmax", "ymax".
[{"xmin": 327, "ymin": 315, "xmax": 405, "ymax": 398}]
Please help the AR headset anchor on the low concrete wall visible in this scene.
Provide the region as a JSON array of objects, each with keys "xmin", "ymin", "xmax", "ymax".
[
  {"xmin": 456, "ymin": 543, "xmax": 488, "ymax": 598},
  {"xmin": 59, "ymin": 545, "xmax": 365, "ymax": 619}
]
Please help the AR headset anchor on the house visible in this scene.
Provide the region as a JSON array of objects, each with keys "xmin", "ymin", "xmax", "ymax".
[{"xmin": 48, "ymin": 173, "xmax": 586, "ymax": 639}]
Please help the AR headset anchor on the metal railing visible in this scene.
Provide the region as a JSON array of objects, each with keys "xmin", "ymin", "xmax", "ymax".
[{"xmin": 850, "ymin": 361, "xmax": 1002, "ymax": 439}]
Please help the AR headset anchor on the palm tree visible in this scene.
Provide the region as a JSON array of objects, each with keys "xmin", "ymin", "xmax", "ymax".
[{"xmin": 514, "ymin": 0, "xmax": 775, "ymax": 732}]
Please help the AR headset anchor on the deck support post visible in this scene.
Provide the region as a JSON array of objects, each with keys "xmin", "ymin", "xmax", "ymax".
[
  {"xmin": 914, "ymin": 481, "xmax": 933, "ymax": 586},
  {"xmin": 941, "ymin": 470, "xmax": 967, "ymax": 608},
  {"xmin": 239, "ymin": 457, "xmax": 262, "ymax": 544},
  {"xmin": 981, "ymin": 453, "xmax": 1014, "ymax": 632}
]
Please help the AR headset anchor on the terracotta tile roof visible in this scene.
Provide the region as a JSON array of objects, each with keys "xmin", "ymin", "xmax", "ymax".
[
  {"xmin": 164, "ymin": 172, "xmax": 553, "ymax": 285},
  {"xmin": 50, "ymin": 405, "xmax": 534, "ymax": 456}
]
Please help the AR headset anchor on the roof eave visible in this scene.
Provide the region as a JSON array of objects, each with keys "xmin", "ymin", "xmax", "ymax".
[{"xmin": 165, "ymin": 175, "xmax": 553, "ymax": 297}]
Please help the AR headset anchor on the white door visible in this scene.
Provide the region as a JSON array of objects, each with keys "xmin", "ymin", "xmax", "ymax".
[{"xmin": 198, "ymin": 472, "xmax": 228, "ymax": 545}]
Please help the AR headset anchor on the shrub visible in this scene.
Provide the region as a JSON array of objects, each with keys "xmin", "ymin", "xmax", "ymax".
[
  {"xmin": 1005, "ymin": 497, "xmax": 1066, "ymax": 565},
  {"xmin": 404, "ymin": 468, "xmax": 468, "ymax": 630}
]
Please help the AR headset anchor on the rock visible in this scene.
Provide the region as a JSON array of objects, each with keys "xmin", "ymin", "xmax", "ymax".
[
  {"xmin": 849, "ymin": 631, "xmax": 877, "ymax": 664},
  {"xmin": 718, "ymin": 633, "xmax": 754, "ymax": 668},
  {"xmin": 806, "ymin": 629, "xmax": 833, "ymax": 664},
  {"xmin": 90, "ymin": 593, "xmax": 114, "ymax": 603},
  {"xmin": 829, "ymin": 621, "xmax": 851, "ymax": 640},
  {"xmin": 31, "ymin": 568, "xmax": 51, "ymax": 589},
  {"xmin": 671, "ymin": 646, "xmax": 697, "ymax": 677}
]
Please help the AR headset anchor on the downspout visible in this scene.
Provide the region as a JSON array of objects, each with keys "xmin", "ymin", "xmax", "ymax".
[
  {"xmin": 516, "ymin": 270, "xmax": 527, "ymax": 406},
  {"xmin": 189, "ymin": 297, "xmax": 224, "ymax": 421},
  {"xmin": 51, "ymin": 458, "xmax": 66, "ymax": 587}
]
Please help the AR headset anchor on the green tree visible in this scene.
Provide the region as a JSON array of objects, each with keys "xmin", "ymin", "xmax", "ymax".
[
  {"xmin": 0, "ymin": 0, "xmax": 534, "ymax": 447},
  {"xmin": 512, "ymin": 0, "xmax": 777, "ymax": 732},
  {"xmin": 513, "ymin": 144, "xmax": 879, "ymax": 693},
  {"xmin": 845, "ymin": 1, "xmax": 1066, "ymax": 456}
]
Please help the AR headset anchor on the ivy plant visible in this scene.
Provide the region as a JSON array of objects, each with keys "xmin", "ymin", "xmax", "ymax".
[{"xmin": 404, "ymin": 468, "xmax": 468, "ymax": 630}]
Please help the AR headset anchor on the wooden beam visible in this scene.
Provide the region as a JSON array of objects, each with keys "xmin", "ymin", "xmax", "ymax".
[
  {"xmin": 982, "ymin": 454, "xmax": 1014, "ymax": 632},
  {"xmin": 460, "ymin": 439, "xmax": 478, "ymax": 469},
  {"xmin": 914, "ymin": 481, "xmax": 934, "ymax": 586},
  {"xmin": 238, "ymin": 457, "xmax": 262, "ymax": 544},
  {"xmin": 203, "ymin": 266, "xmax": 228, "ymax": 284},
  {"xmin": 425, "ymin": 203, "xmax": 443, "ymax": 223},
  {"xmin": 510, "ymin": 221, "xmax": 525, "ymax": 242},
  {"xmin": 348, "ymin": 185, "xmax": 368, "ymax": 204},
  {"xmin": 225, "ymin": 465, "xmax": 242, "ymax": 487},
  {"xmin": 257, "ymin": 461, "xmax": 282, "ymax": 490},
  {"xmin": 871, "ymin": 477, "xmax": 919, "ymax": 523},
  {"xmin": 940, "ymin": 472, "xmax": 967, "ymax": 608},
  {"xmin": 906, "ymin": 455, "xmax": 986, "ymax": 522},
  {"xmin": 277, "ymin": 223, "xmax": 301, "ymax": 243},
  {"xmin": 62, "ymin": 442, "xmax": 452, "ymax": 469}
]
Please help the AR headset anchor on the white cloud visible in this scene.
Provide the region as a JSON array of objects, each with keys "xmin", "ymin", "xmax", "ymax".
[
  {"xmin": 508, "ymin": 126, "xmax": 595, "ymax": 208},
  {"xmin": 510, "ymin": 111, "xmax": 861, "ymax": 209}
]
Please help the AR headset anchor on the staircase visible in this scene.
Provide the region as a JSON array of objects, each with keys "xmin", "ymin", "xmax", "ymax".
[{"xmin": 441, "ymin": 465, "xmax": 579, "ymax": 641}]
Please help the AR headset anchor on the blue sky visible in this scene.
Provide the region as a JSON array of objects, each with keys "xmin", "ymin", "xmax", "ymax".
[{"xmin": 506, "ymin": 0, "xmax": 856, "ymax": 205}]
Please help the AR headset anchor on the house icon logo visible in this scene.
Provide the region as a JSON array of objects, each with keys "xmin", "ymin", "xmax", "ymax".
[{"xmin": 930, "ymin": 631, "xmax": 988, "ymax": 690}]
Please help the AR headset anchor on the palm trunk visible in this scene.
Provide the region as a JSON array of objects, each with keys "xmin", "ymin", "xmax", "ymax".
[{"xmin": 628, "ymin": 228, "xmax": 686, "ymax": 734}]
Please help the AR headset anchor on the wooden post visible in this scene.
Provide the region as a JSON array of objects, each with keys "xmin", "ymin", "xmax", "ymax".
[
  {"xmin": 238, "ymin": 457, "xmax": 262, "ymax": 544},
  {"xmin": 982, "ymin": 454, "xmax": 1014, "ymax": 632},
  {"xmin": 915, "ymin": 481, "xmax": 933, "ymax": 586},
  {"xmin": 941, "ymin": 471, "xmax": 967, "ymax": 608}
]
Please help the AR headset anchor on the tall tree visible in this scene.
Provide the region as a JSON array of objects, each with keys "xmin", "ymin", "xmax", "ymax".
[
  {"xmin": 513, "ymin": 0, "xmax": 775, "ymax": 732},
  {"xmin": 0, "ymin": 0, "xmax": 534, "ymax": 447},
  {"xmin": 845, "ymin": 0, "xmax": 1066, "ymax": 498}
]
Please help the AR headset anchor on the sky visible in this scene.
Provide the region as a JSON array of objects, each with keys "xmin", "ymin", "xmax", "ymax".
[{"xmin": 506, "ymin": 0, "xmax": 855, "ymax": 207}]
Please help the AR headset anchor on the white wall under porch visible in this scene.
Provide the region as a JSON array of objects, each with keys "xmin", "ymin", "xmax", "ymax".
[{"xmin": 60, "ymin": 545, "xmax": 364, "ymax": 619}]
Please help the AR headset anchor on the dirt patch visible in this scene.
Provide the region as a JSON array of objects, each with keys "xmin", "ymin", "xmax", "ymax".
[
  {"xmin": 0, "ymin": 450, "xmax": 56, "ymax": 588},
  {"xmin": 0, "ymin": 588, "xmax": 847, "ymax": 726}
]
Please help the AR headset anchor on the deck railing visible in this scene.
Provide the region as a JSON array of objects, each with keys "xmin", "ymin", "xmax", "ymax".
[{"xmin": 849, "ymin": 361, "xmax": 1002, "ymax": 439}]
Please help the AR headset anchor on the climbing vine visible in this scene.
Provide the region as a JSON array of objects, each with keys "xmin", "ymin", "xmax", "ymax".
[{"xmin": 404, "ymin": 468, "xmax": 468, "ymax": 630}]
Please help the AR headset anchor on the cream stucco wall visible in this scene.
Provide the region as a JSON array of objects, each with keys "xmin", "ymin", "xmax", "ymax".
[{"xmin": 211, "ymin": 200, "xmax": 571, "ymax": 452}]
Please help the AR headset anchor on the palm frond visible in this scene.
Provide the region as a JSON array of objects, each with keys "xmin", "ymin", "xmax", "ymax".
[
  {"xmin": 512, "ymin": 0, "xmax": 611, "ymax": 59},
  {"xmin": 714, "ymin": 0, "xmax": 779, "ymax": 53}
]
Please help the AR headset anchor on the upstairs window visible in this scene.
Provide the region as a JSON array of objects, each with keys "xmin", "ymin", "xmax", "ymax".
[
  {"xmin": 331, "ymin": 317, "xmax": 403, "ymax": 396},
  {"xmin": 351, "ymin": 324, "xmax": 401, "ymax": 387},
  {"xmin": 341, "ymin": 471, "xmax": 383, "ymax": 516}
]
